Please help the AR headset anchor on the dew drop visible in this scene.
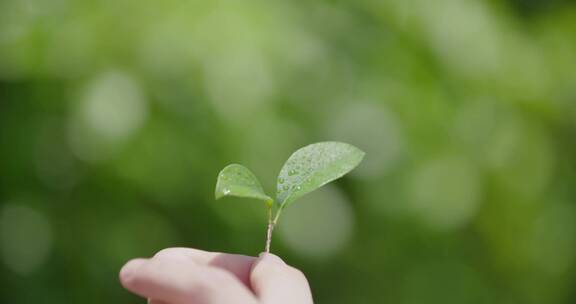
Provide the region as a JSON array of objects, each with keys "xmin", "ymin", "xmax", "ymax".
[
  {"xmin": 278, "ymin": 178, "xmax": 285, "ymax": 184},
  {"xmin": 288, "ymin": 169, "xmax": 297, "ymax": 176},
  {"xmin": 283, "ymin": 185, "xmax": 289, "ymax": 191}
]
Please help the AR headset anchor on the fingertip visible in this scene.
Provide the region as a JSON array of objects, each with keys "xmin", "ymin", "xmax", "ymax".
[
  {"xmin": 257, "ymin": 253, "xmax": 286, "ymax": 265},
  {"xmin": 250, "ymin": 253, "xmax": 313, "ymax": 303},
  {"xmin": 120, "ymin": 258, "xmax": 147, "ymax": 286}
]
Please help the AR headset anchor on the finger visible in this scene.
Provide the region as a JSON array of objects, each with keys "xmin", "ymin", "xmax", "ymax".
[
  {"xmin": 250, "ymin": 253, "xmax": 313, "ymax": 304},
  {"xmin": 120, "ymin": 258, "xmax": 257, "ymax": 304},
  {"xmin": 152, "ymin": 247, "xmax": 256, "ymax": 285},
  {"xmin": 148, "ymin": 299, "xmax": 169, "ymax": 304}
]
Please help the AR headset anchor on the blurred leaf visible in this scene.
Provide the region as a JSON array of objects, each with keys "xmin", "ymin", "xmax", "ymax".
[
  {"xmin": 276, "ymin": 142, "xmax": 365, "ymax": 209},
  {"xmin": 215, "ymin": 164, "xmax": 272, "ymax": 206}
]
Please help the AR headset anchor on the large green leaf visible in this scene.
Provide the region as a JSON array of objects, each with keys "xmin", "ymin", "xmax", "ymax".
[
  {"xmin": 276, "ymin": 142, "xmax": 365, "ymax": 208},
  {"xmin": 215, "ymin": 164, "xmax": 272, "ymax": 205}
]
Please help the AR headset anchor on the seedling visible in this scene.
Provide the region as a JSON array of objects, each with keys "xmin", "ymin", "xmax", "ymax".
[{"xmin": 215, "ymin": 141, "xmax": 365, "ymax": 253}]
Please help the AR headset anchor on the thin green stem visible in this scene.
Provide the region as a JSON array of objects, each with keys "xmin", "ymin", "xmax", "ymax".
[
  {"xmin": 264, "ymin": 205, "xmax": 274, "ymax": 253},
  {"xmin": 272, "ymin": 206, "xmax": 283, "ymax": 226},
  {"xmin": 264, "ymin": 204, "xmax": 285, "ymax": 253}
]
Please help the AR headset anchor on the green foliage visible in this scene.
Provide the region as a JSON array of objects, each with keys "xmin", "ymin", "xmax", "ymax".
[
  {"xmin": 215, "ymin": 164, "xmax": 273, "ymax": 206},
  {"xmin": 276, "ymin": 142, "xmax": 365, "ymax": 209},
  {"xmin": 215, "ymin": 142, "xmax": 364, "ymax": 251}
]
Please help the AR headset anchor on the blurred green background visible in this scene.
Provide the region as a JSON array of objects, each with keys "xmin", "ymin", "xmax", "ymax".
[{"xmin": 1, "ymin": 0, "xmax": 576, "ymax": 303}]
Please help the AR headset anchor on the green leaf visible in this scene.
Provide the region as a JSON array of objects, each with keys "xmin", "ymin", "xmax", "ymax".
[
  {"xmin": 276, "ymin": 141, "xmax": 365, "ymax": 208},
  {"xmin": 215, "ymin": 164, "xmax": 273, "ymax": 206}
]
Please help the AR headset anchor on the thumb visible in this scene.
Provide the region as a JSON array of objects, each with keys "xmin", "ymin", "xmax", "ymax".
[{"xmin": 250, "ymin": 253, "xmax": 313, "ymax": 304}]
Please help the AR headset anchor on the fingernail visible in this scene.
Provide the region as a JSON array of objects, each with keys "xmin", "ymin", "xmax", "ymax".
[
  {"xmin": 120, "ymin": 259, "xmax": 146, "ymax": 282},
  {"xmin": 258, "ymin": 252, "xmax": 286, "ymax": 265}
]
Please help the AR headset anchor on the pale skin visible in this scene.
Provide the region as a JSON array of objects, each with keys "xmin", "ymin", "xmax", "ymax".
[{"xmin": 119, "ymin": 248, "xmax": 314, "ymax": 304}]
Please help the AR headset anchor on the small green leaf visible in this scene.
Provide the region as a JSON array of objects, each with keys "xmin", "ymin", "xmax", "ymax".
[
  {"xmin": 276, "ymin": 141, "xmax": 365, "ymax": 208},
  {"xmin": 215, "ymin": 164, "xmax": 273, "ymax": 206}
]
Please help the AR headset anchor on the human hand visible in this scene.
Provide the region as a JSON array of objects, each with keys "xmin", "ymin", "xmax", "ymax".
[{"xmin": 119, "ymin": 248, "xmax": 313, "ymax": 304}]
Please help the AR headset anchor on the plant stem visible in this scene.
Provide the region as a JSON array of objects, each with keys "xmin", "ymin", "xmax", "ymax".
[
  {"xmin": 264, "ymin": 206, "xmax": 284, "ymax": 253},
  {"xmin": 264, "ymin": 206, "xmax": 274, "ymax": 253},
  {"xmin": 272, "ymin": 207, "xmax": 283, "ymax": 226}
]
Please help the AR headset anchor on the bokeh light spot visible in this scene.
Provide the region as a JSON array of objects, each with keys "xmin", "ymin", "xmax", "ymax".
[
  {"xmin": 68, "ymin": 70, "xmax": 148, "ymax": 162},
  {"xmin": 203, "ymin": 47, "xmax": 275, "ymax": 121},
  {"xmin": 486, "ymin": 115, "xmax": 554, "ymax": 199},
  {"xmin": 278, "ymin": 185, "xmax": 354, "ymax": 259},
  {"xmin": 407, "ymin": 155, "xmax": 481, "ymax": 231},
  {"xmin": 0, "ymin": 204, "xmax": 52, "ymax": 275},
  {"xmin": 529, "ymin": 202, "xmax": 576, "ymax": 275},
  {"xmin": 324, "ymin": 102, "xmax": 404, "ymax": 179}
]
